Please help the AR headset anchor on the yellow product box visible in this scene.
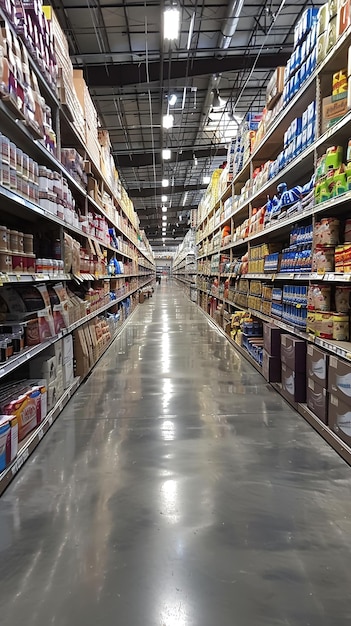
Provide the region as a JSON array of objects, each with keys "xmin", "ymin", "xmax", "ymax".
[
  {"xmin": 332, "ymin": 69, "xmax": 348, "ymax": 99},
  {"xmin": 321, "ymin": 95, "xmax": 349, "ymax": 132}
]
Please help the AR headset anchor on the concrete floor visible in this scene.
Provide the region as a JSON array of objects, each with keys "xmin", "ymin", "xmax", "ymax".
[{"xmin": 0, "ymin": 282, "xmax": 351, "ymax": 626}]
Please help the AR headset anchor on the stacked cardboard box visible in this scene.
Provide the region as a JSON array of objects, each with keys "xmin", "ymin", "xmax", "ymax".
[
  {"xmin": 280, "ymin": 334, "xmax": 306, "ymax": 403},
  {"xmin": 306, "ymin": 344, "xmax": 329, "ymax": 422},
  {"xmin": 328, "ymin": 356, "xmax": 351, "ymax": 446},
  {"xmin": 43, "ymin": 6, "xmax": 85, "ymax": 143},
  {"xmin": 262, "ymin": 323, "xmax": 282, "ymax": 383},
  {"xmin": 73, "ymin": 70, "xmax": 101, "ymax": 168}
]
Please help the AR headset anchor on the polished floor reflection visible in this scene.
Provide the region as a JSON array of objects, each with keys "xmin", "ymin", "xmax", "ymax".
[{"xmin": 0, "ymin": 282, "xmax": 351, "ymax": 626}]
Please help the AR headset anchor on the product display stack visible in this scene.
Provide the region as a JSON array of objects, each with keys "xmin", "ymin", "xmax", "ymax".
[{"xmin": 195, "ymin": 6, "xmax": 351, "ymax": 462}]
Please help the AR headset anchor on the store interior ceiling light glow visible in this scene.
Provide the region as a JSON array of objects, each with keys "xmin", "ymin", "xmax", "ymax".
[
  {"xmin": 168, "ymin": 94, "xmax": 177, "ymax": 106},
  {"xmin": 161, "ymin": 195, "xmax": 168, "ymax": 202},
  {"xmin": 162, "ymin": 179, "xmax": 169, "ymax": 187},
  {"xmin": 162, "ymin": 114, "xmax": 174, "ymax": 129},
  {"xmin": 162, "ymin": 149, "xmax": 171, "ymax": 160},
  {"xmin": 162, "ymin": 206, "xmax": 167, "ymax": 212},
  {"xmin": 163, "ymin": 7, "xmax": 180, "ymax": 40}
]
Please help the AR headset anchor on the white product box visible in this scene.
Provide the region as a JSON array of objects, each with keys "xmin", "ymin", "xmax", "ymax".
[
  {"xmin": 62, "ymin": 334, "xmax": 73, "ymax": 364},
  {"xmin": 47, "ymin": 381, "xmax": 58, "ymax": 410},
  {"xmin": 63, "ymin": 359, "xmax": 74, "ymax": 389},
  {"xmin": 29, "ymin": 356, "xmax": 57, "ymax": 385}
]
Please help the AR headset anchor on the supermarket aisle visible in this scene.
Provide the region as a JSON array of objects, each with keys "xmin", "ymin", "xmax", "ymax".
[{"xmin": 0, "ymin": 283, "xmax": 351, "ymax": 626}]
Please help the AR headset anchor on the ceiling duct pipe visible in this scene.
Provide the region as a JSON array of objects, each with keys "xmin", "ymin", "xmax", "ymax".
[
  {"xmin": 196, "ymin": 0, "xmax": 245, "ymax": 137},
  {"xmin": 217, "ymin": 0, "xmax": 245, "ymax": 55}
]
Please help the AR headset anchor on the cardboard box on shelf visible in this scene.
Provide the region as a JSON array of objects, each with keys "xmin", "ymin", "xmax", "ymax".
[
  {"xmin": 63, "ymin": 359, "xmax": 74, "ymax": 389},
  {"xmin": 281, "ymin": 334, "xmax": 306, "ymax": 373},
  {"xmin": 307, "ymin": 378, "xmax": 328, "ymax": 423},
  {"xmin": 62, "ymin": 334, "xmax": 73, "ymax": 364},
  {"xmin": 47, "ymin": 380, "xmax": 58, "ymax": 410},
  {"xmin": 263, "ymin": 323, "xmax": 282, "ymax": 357},
  {"xmin": 29, "ymin": 355, "xmax": 57, "ymax": 385},
  {"xmin": 328, "ymin": 355, "xmax": 351, "ymax": 405},
  {"xmin": 262, "ymin": 350, "xmax": 281, "ymax": 382},
  {"xmin": 321, "ymin": 95, "xmax": 349, "ymax": 133},
  {"xmin": 328, "ymin": 393, "xmax": 351, "ymax": 446},
  {"xmin": 281, "ymin": 362, "xmax": 306, "ymax": 403},
  {"xmin": 73, "ymin": 326, "xmax": 90, "ymax": 378},
  {"xmin": 266, "ymin": 67, "xmax": 285, "ymax": 110},
  {"xmin": 307, "ymin": 344, "xmax": 328, "ymax": 386}
]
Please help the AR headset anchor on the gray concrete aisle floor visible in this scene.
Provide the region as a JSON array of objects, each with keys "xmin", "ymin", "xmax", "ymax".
[{"xmin": 0, "ymin": 282, "xmax": 351, "ymax": 626}]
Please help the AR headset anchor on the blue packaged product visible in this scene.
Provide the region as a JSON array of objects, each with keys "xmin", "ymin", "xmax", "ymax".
[
  {"xmin": 284, "ymin": 61, "xmax": 290, "ymax": 84},
  {"xmin": 301, "ymin": 40, "xmax": 307, "ymax": 64},
  {"xmin": 301, "ymin": 128, "xmax": 307, "ymax": 151},
  {"xmin": 307, "ymin": 122, "xmax": 315, "ymax": 146},
  {"xmin": 294, "ymin": 69, "xmax": 301, "ymax": 95},
  {"xmin": 0, "ymin": 420, "xmax": 10, "ymax": 471},
  {"xmin": 304, "ymin": 7, "xmax": 319, "ymax": 34},
  {"xmin": 296, "ymin": 133, "xmax": 302, "ymax": 155},
  {"xmin": 284, "ymin": 128, "xmax": 289, "ymax": 149},
  {"xmin": 302, "ymin": 107, "xmax": 308, "ymax": 130},
  {"xmin": 277, "ymin": 150, "xmax": 285, "ymax": 171},
  {"xmin": 300, "ymin": 61, "xmax": 307, "ymax": 84},
  {"xmin": 291, "ymin": 117, "xmax": 302, "ymax": 136},
  {"xmin": 307, "ymin": 100, "xmax": 316, "ymax": 123}
]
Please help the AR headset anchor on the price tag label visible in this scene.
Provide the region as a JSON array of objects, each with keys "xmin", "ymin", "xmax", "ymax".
[
  {"xmin": 48, "ymin": 415, "xmax": 53, "ymax": 426},
  {"xmin": 38, "ymin": 428, "xmax": 44, "ymax": 441}
]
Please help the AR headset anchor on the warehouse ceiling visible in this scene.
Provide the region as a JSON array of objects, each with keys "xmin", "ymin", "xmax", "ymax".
[{"xmin": 51, "ymin": 0, "xmax": 317, "ymax": 250}]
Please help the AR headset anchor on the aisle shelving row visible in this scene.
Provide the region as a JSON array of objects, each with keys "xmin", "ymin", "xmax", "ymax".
[
  {"xmin": 194, "ymin": 13, "xmax": 351, "ymax": 463},
  {"xmin": 0, "ymin": 2, "xmax": 156, "ymax": 492}
]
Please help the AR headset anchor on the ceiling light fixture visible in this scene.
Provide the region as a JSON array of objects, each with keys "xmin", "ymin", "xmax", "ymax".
[
  {"xmin": 161, "ymin": 195, "xmax": 168, "ymax": 202},
  {"xmin": 162, "ymin": 206, "xmax": 167, "ymax": 212},
  {"xmin": 168, "ymin": 93, "xmax": 177, "ymax": 106},
  {"xmin": 162, "ymin": 215, "xmax": 167, "ymax": 221},
  {"xmin": 162, "ymin": 237, "xmax": 165, "ymax": 242},
  {"xmin": 162, "ymin": 148, "xmax": 171, "ymax": 160},
  {"xmin": 162, "ymin": 178, "xmax": 169, "ymax": 187},
  {"xmin": 203, "ymin": 175, "xmax": 211, "ymax": 184},
  {"xmin": 182, "ymin": 191, "xmax": 188, "ymax": 206},
  {"xmin": 163, "ymin": 7, "xmax": 180, "ymax": 40},
  {"xmin": 162, "ymin": 114, "xmax": 174, "ymax": 129},
  {"xmin": 211, "ymin": 88, "xmax": 227, "ymax": 110}
]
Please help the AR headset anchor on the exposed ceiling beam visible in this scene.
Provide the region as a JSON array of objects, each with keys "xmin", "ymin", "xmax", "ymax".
[
  {"xmin": 129, "ymin": 183, "xmax": 206, "ymax": 198},
  {"xmin": 114, "ymin": 146, "xmax": 227, "ymax": 167},
  {"xmin": 83, "ymin": 52, "xmax": 290, "ymax": 88}
]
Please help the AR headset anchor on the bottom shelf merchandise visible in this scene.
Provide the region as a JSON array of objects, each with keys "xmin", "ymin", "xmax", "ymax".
[
  {"xmin": 0, "ymin": 280, "xmax": 151, "ymax": 494},
  {"xmin": 196, "ymin": 293, "xmax": 351, "ymax": 464}
]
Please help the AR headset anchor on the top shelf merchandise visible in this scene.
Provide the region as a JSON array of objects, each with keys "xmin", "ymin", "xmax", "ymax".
[
  {"xmin": 0, "ymin": 0, "xmax": 155, "ymax": 493},
  {"xmin": 195, "ymin": 9, "xmax": 351, "ymax": 464}
]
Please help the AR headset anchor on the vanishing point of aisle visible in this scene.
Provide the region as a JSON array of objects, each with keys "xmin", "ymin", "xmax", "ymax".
[{"xmin": 0, "ymin": 283, "xmax": 351, "ymax": 626}]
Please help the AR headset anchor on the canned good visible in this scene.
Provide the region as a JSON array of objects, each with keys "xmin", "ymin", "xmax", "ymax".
[
  {"xmin": 23, "ymin": 234, "xmax": 33, "ymax": 254},
  {"xmin": 17, "ymin": 232, "xmax": 24, "ymax": 253},
  {"xmin": 0, "ymin": 225, "xmax": 8, "ymax": 251},
  {"xmin": 335, "ymin": 286, "xmax": 351, "ymax": 312},
  {"xmin": 9, "ymin": 230, "xmax": 19, "ymax": 253},
  {"xmin": 315, "ymin": 311, "xmax": 333, "ymax": 339},
  {"xmin": 333, "ymin": 313, "xmax": 349, "ymax": 340},
  {"xmin": 0, "ymin": 252, "xmax": 11, "ymax": 272}
]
